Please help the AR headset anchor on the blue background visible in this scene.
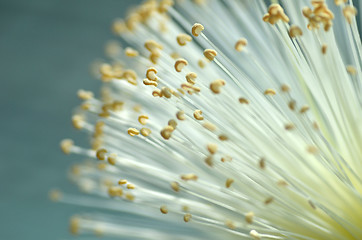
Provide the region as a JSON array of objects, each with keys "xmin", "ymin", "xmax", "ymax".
[{"xmin": 0, "ymin": 0, "xmax": 140, "ymax": 239}]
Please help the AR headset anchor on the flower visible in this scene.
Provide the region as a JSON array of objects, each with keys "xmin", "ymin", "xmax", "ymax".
[{"xmin": 55, "ymin": 0, "xmax": 361, "ymax": 239}]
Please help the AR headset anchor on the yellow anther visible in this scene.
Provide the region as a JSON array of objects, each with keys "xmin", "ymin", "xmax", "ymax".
[
  {"xmin": 170, "ymin": 52, "xmax": 180, "ymax": 59},
  {"xmin": 125, "ymin": 47, "xmax": 139, "ymax": 57},
  {"xmin": 182, "ymin": 205, "xmax": 189, "ymax": 212},
  {"xmin": 95, "ymin": 121, "xmax": 104, "ymax": 132},
  {"xmin": 191, "ymin": 23, "xmax": 204, "ymax": 37},
  {"xmin": 168, "ymin": 119, "xmax": 177, "ymax": 129},
  {"xmin": 103, "ymin": 179, "xmax": 113, "ymax": 188},
  {"xmin": 108, "ymin": 186, "xmax": 123, "ymax": 197},
  {"xmin": 72, "ymin": 115, "xmax": 84, "ymax": 129},
  {"xmin": 285, "ymin": 123, "xmax": 295, "ymax": 130},
  {"xmin": 177, "ymin": 88, "xmax": 185, "ymax": 95},
  {"xmin": 264, "ymin": 197, "xmax": 274, "ymax": 205},
  {"xmin": 225, "ymin": 220, "xmax": 236, "ymax": 230},
  {"xmin": 107, "ymin": 153, "xmax": 117, "ymax": 165},
  {"xmin": 203, "ymin": 49, "xmax": 217, "ymax": 61},
  {"xmin": 128, "ymin": 128, "xmax": 140, "ymax": 136},
  {"xmin": 303, "ymin": 2, "xmax": 334, "ymax": 31},
  {"xmin": 140, "ymin": 128, "xmax": 151, "ymax": 137},
  {"xmin": 198, "ymin": 59, "xmax": 205, "ymax": 68},
  {"xmin": 146, "ymin": 67, "xmax": 158, "ymax": 81},
  {"xmin": 218, "ymin": 134, "xmax": 228, "ymax": 141},
  {"xmin": 264, "ymin": 4, "xmax": 289, "ymax": 24},
  {"xmin": 300, "ymin": 105, "xmax": 310, "ymax": 113},
  {"xmin": 161, "ymin": 87, "xmax": 172, "ymax": 98},
  {"xmin": 159, "ymin": 21, "xmax": 167, "ymax": 32},
  {"xmin": 125, "ymin": 193, "xmax": 135, "ymax": 201},
  {"xmin": 149, "ymin": 52, "xmax": 160, "ymax": 64},
  {"xmin": 186, "ymin": 72, "xmax": 197, "ymax": 84},
  {"xmin": 210, "ymin": 79, "xmax": 225, "ymax": 94},
  {"xmin": 346, "ymin": 65, "xmax": 357, "ymax": 75},
  {"xmin": 49, "ymin": 189, "xmax": 63, "ymax": 202},
  {"xmin": 343, "ymin": 6, "xmax": 357, "ymax": 24},
  {"xmin": 181, "ymin": 173, "xmax": 198, "ymax": 181},
  {"xmin": 321, "ymin": 44, "xmax": 328, "ymax": 54},
  {"xmin": 175, "ymin": 59, "xmax": 188, "ymax": 72},
  {"xmin": 96, "ymin": 148, "xmax": 107, "ymax": 160},
  {"xmin": 176, "ymin": 110, "xmax": 186, "ymax": 121},
  {"xmin": 193, "ymin": 109, "xmax": 204, "ymax": 120},
  {"xmin": 245, "ymin": 212, "xmax": 254, "ymax": 224},
  {"xmin": 171, "ymin": 181, "xmax": 180, "ymax": 192},
  {"xmin": 112, "ymin": 101, "xmax": 124, "ymax": 112},
  {"xmin": 203, "ymin": 122, "xmax": 216, "ymax": 131},
  {"xmin": 138, "ymin": 115, "xmax": 149, "ymax": 125},
  {"xmin": 235, "ymin": 38, "xmax": 248, "ymax": 52},
  {"xmin": 238, "ymin": 97, "xmax": 249, "ymax": 104},
  {"xmin": 177, "ymin": 33, "xmax": 192, "ymax": 46},
  {"xmin": 99, "ymin": 63, "xmax": 113, "ymax": 77},
  {"xmin": 289, "ymin": 25, "xmax": 303, "ymax": 38},
  {"xmin": 145, "ymin": 40, "xmax": 163, "ymax": 53},
  {"xmin": 250, "ymin": 230, "xmax": 261, "ymax": 240},
  {"xmin": 160, "ymin": 205, "xmax": 168, "ymax": 214},
  {"xmin": 302, "ymin": 7, "xmax": 313, "ymax": 18},
  {"xmin": 259, "ymin": 158, "xmax": 266, "ymax": 169},
  {"xmin": 91, "ymin": 139, "xmax": 102, "ymax": 150},
  {"xmin": 158, "ymin": 0, "xmax": 174, "ymax": 13},
  {"xmin": 60, "ymin": 139, "xmax": 74, "ymax": 154},
  {"xmin": 225, "ymin": 178, "xmax": 234, "ymax": 188},
  {"xmin": 277, "ymin": 179, "xmax": 288, "ymax": 187},
  {"xmin": 207, "ymin": 143, "xmax": 218, "ymax": 155},
  {"xmin": 184, "ymin": 213, "xmax": 192, "ymax": 222},
  {"xmin": 307, "ymin": 145, "xmax": 318, "ymax": 154},
  {"xmin": 98, "ymin": 110, "xmax": 110, "ymax": 118},
  {"xmin": 118, "ymin": 179, "xmax": 127, "ymax": 185},
  {"xmin": 122, "ymin": 70, "xmax": 138, "ymax": 82},
  {"xmin": 181, "ymin": 83, "xmax": 200, "ymax": 94},
  {"xmin": 161, "ymin": 126, "xmax": 174, "ymax": 140},
  {"xmin": 127, "ymin": 184, "xmax": 135, "ymax": 189},
  {"xmin": 288, "ymin": 100, "xmax": 296, "ymax": 111},
  {"xmin": 112, "ymin": 19, "xmax": 126, "ymax": 35},
  {"xmin": 133, "ymin": 104, "xmax": 142, "ymax": 113},
  {"xmin": 205, "ymin": 156, "xmax": 213, "ymax": 167},
  {"xmin": 264, "ymin": 88, "xmax": 276, "ymax": 95},
  {"xmin": 335, "ymin": 0, "xmax": 348, "ymax": 5},
  {"xmin": 125, "ymin": 13, "xmax": 141, "ymax": 31},
  {"xmin": 77, "ymin": 89, "xmax": 94, "ymax": 100},
  {"xmin": 80, "ymin": 103, "xmax": 91, "ymax": 110},
  {"xmin": 152, "ymin": 89, "xmax": 162, "ymax": 97},
  {"xmin": 281, "ymin": 84, "xmax": 290, "ymax": 92},
  {"xmin": 69, "ymin": 216, "xmax": 80, "ymax": 235},
  {"xmin": 262, "ymin": 13, "xmax": 271, "ymax": 22}
]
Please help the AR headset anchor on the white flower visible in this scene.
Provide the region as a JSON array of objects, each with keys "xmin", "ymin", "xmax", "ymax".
[{"xmin": 55, "ymin": 0, "xmax": 361, "ymax": 239}]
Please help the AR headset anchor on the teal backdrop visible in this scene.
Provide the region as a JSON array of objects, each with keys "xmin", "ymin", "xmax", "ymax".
[{"xmin": 0, "ymin": 0, "xmax": 141, "ymax": 239}]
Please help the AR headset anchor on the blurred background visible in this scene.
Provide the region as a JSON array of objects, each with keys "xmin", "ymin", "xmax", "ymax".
[{"xmin": 0, "ymin": 0, "xmax": 141, "ymax": 239}]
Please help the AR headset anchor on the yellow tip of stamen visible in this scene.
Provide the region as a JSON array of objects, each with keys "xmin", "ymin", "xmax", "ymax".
[
  {"xmin": 235, "ymin": 38, "xmax": 248, "ymax": 52},
  {"xmin": 96, "ymin": 148, "xmax": 107, "ymax": 160},
  {"xmin": 191, "ymin": 23, "xmax": 204, "ymax": 37},
  {"xmin": 203, "ymin": 49, "xmax": 217, "ymax": 61},
  {"xmin": 175, "ymin": 58, "xmax": 188, "ymax": 72},
  {"xmin": 60, "ymin": 139, "xmax": 74, "ymax": 154}
]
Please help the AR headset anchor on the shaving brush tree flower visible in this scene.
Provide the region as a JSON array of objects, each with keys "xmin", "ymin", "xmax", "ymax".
[{"xmin": 54, "ymin": 0, "xmax": 362, "ymax": 239}]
